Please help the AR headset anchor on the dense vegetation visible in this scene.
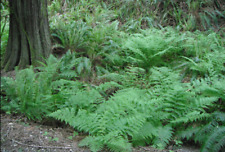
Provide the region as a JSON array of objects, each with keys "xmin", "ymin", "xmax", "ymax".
[{"xmin": 1, "ymin": 0, "xmax": 225, "ymax": 152}]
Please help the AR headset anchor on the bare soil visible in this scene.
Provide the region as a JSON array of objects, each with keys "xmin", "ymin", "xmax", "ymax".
[{"xmin": 1, "ymin": 113, "xmax": 200, "ymax": 152}]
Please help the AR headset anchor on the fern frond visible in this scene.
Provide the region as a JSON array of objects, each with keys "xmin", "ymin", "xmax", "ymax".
[
  {"xmin": 193, "ymin": 97, "xmax": 217, "ymax": 110},
  {"xmin": 213, "ymin": 111, "xmax": 225, "ymax": 123},
  {"xmin": 177, "ymin": 126, "xmax": 200, "ymax": 141},
  {"xmin": 171, "ymin": 112, "xmax": 211, "ymax": 124},
  {"xmin": 59, "ymin": 70, "xmax": 77, "ymax": 79},
  {"xmin": 201, "ymin": 126, "xmax": 225, "ymax": 152},
  {"xmin": 152, "ymin": 125, "xmax": 173, "ymax": 149},
  {"xmin": 97, "ymin": 81, "xmax": 123, "ymax": 92},
  {"xmin": 49, "ymin": 108, "xmax": 76, "ymax": 125},
  {"xmin": 106, "ymin": 134, "xmax": 132, "ymax": 152},
  {"xmin": 79, "ymin": 136, "xmax": 104, "ymax": 152},
  {"xmin": 211, "ymin": 135, "xmax": 225, "ymax": 152}
]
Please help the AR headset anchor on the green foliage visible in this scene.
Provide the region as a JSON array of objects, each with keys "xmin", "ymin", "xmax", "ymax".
[
  {"xmin": 177, "ymin": 112, "xmax": 225, "ymax": 152},
  {"xmin": 1, "ymin": 55, "xmax": 77, "ymax": 120},
  {"xmin": 1, "ymin": 1, "xmax": 225, "ymax": 152},
  {"xmin": 176, "ymin": 75, "xmax": 225, "ymax": 152},
  {"xmin": 1, "ymin": 67, "xmax": 53, "ymax": 120},
  {"xmin": 124, "ymin": 28, "xmax": 185, "ymax": 71},
  {"xmin": 50, "ymin": 19, "xmax": 91, "ymax": 52},
  {"xmin": 0, "ymin": 0, "xmax": 9, "ymax": 60},
  {"xmin": 180, "ymin": 32, "xmax": 225, "ymax": 77},
  {"xmin": 98, "ymin": 0, "xmax": 225, "ymax": 31},
  {"xmin": 49, "ymin": 67, "xmax": 224, "ymax": 151},
  {"xmin": 58, "ymin": 51, "xmax": 109, "ymax": 81},
  {"xmin": 57, "ymin": 51, "xmax": 78, "ymax": 79},
  {"xmin": 49, "ymin": 88, "xmax": 173, "ymax": 151}
]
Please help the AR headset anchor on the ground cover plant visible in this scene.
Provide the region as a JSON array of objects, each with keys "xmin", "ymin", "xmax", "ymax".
[{"xmin": 1, "ymin": 0, "xmax": 225, "ymax": 152}]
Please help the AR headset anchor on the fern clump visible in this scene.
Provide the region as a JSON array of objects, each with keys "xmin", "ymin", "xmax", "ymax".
[
  {"xmin": 0, "ymin": 55, "xmax": 82, "ymax": 120},
  {"xmin": 176, "ymin": 75, "xmax": 225, "ymax": 152},
  {"xmin": 50, "ymin": 88, "xmax": 174, "ymax": 151},
  {"xmin": 177, "ymin": 111, "xmax": 225, "ymax": 152},
  {"xmin": 1, "ymin": 67, "xmax": 54, "ymax": 120},
  {"xmin": 50, "ymin": 19, "xmax": 91, "ymax": 51},
  {"xmin": 124, "ymin": 28, "xmax": 184, "ymax": 71},
  {"xmin": 178, "ymin": 32, "xmax": 225, "ymax": 78},
  {"xmin": 49, "ymin": 66, "xmax": 225, "ymax": 151}
]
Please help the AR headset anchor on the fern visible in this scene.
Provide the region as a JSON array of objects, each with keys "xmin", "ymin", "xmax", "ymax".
[
  {"xmin": 1, "ymin": 77, "xmax": 20, "ymax": 113},
  {"xmin": 201, "ymin": 126, "xmax": 225, "ymax": 152},
  {"xmin": 1, "ymin": 55, "xmax": 82, "ymax": 120},
  {"xmin": 175, "ymin": 76, "xmax": 225, "ymax": 152},
  {"xmin": 50, "ymin": 88, "xmax": 173, "ymax": 151},
  {"xmin": 123, "ymin": 28, "xmax": 184, "ymax": 71},
  {"xmin": 2, "ymin": 67, "xmax": 53, "ymax": 120},
  {"xmin": 50, "ymin": 19, "xmax": 90, "ymax": 51},
  {"xmin": 49, "ymin": 66, "xmax": 224, "ymax": 151},
  {"xmin": 152, "ymin": 125, "xmax": 173, "ymax": 149},
  {"xmin": 95, "ymin": 81, "xmax": 123, "ymax": 99},
  {"xmin": 79, "ymin": 136, "xmax": 105, "ymax": 152},
  {"xmin": 178, "ymin": 111, "xmax": 225, "ymax": 152}
]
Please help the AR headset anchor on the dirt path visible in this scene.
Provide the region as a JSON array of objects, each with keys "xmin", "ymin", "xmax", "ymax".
[{"xmin": 1, "ymin": 114, "xmax": 199, "ymax": 152}]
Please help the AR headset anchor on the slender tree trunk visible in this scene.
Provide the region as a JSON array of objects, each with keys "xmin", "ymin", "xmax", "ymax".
[{"xmin": 3, "ymin": 0, "xmax": 51, "ymax": 71}]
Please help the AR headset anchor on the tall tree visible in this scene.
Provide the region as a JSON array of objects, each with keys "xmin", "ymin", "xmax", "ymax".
[{"xmin": 3, "ymin": 0, "xmax": 51, "ymax": 71}]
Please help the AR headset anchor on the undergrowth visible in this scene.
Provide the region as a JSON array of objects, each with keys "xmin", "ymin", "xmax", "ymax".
[
  {"xmin": 2, "ymin": 27, "xmax": 225, "ymax": 151},
  {"xmin": 2, "ymin": 28, "xmax": 224, "ymax": 152},
  {"xmin": 1, "ymin": 0, "xmax": 225, "ymax": 152}
]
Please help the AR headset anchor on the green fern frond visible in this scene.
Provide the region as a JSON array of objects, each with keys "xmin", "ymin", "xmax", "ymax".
[
  {"xmin": 105, "ymin": 133, "xmax": 132, "ymax": 152},
  {"xmin": 99, "ymin": 72, "xmax": 125, "ymax": 83},
  {"xmin": 152, "ymin": 125, "xmax": 173, "ymax": 149},
  {"xmin": 133, "ymin": 122, "xmax": 156, "ymax": 142},
  {"xmin": 79, "ymin": 136, "xmax": 104, "ymax": 152},
  {"xmin": 211, "ymin": 135, "xmax": 225, "ymax": 152},
  {"xmin": 96, "ymin": 81, "xmax": 123, "ymax": 92},
  {"xmin": 177, "ymin": 126, "xmax": 200, "ymax": 141},
  {"xmin": 194, "ymin": 121, "xmax": 218, "ymax": 144},
  {"xmin": 49, "ymin": 108, "xmax": 76, "ymax": 125},
  {"xmin": 213, "ymin": 111, "xmax": 225, "ymax": 123},
  {"xmin": 201, "ymin": 126, "xmax": 225, "ymax": 152},
  {"xmin": 171, "ymin": 112, "xmax": 211, "ymax": 124},
  {"xmin": 59, "ymin": 70, "xmax": 77, "ymax": 79},
  {"xmin": 193, "ymin": 97, "xmax": 218, "ymax": 110}
]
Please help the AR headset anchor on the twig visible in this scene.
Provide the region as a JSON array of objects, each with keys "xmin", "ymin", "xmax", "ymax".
[{"xmin": 12, "ymin": 139, "xmax": 73, "ymax": 150}]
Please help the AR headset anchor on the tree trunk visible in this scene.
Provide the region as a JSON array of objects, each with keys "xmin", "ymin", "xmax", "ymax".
[{"xmin": 3, "ymin": 0, "xmax": 51, "ymax": 71}]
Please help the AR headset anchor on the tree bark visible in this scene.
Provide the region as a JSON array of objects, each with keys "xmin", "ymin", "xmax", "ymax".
[{"xmin": 3, "ymin": 0, "xmax": 51, "ymax": 71}]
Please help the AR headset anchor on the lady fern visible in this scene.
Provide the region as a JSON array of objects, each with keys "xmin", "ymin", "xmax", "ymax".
[
  {"xmin": 49, "ymin": 66, "xmax": 225, "ymax": 151},
  {"xmin": 50, "ymin": 88, "xmax": 174, "ymax": 151},
  {"xmin": 177, "ymin": 111, "xmax": 225, "ymax": 152},
  {"xmin": 124, "ymin": 28, "xmax": 184, "ymax": 71},
  {"xmin": 176, "ymin": 75, "xmax": 225, "ymax": 152}
]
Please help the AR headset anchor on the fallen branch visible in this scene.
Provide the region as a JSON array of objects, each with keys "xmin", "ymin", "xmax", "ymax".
[{"xmin": 12, "ymin": 139, "xmax": 73, "ymax": 150}]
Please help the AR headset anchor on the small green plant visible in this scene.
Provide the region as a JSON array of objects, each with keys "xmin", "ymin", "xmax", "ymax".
[
  {"xmin": 49, "ymin": 137, "xmax": 59, "ymax": 142},
  {"xmin": 43, "ymin": 132, "xmax": 48, "ymax": 136},
  {"xmin": 68, "ymin": 131, "xmax": 78, "ymax": 140}
]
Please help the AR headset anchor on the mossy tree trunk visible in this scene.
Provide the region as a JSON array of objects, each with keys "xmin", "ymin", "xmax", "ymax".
[{"xmin": 3, "ymin": 0, "xmax": 51, "ymax": 71}]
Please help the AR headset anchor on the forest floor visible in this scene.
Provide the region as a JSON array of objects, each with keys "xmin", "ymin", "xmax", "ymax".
[
  {"xmin": 1, "ymin": 113, "xmax": 200, "ymax": 152},
  {"xmin": 1, "ymin": 71, "xmax": 200, "ymax": 152}
]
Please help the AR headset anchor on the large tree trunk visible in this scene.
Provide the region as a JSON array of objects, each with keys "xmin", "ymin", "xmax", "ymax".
[{"xmin": 3, "ymin": 0, "xmax": 51, "ymax": 71}]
